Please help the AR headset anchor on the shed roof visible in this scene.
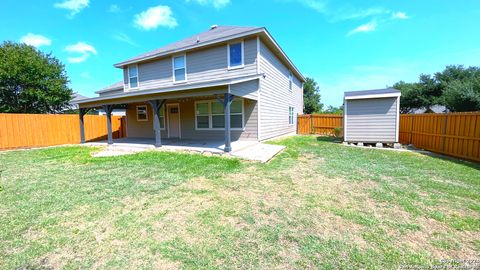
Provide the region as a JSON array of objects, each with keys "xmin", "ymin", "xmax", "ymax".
[{"xmin": 344, "ymin": 88, "xmax": 401, "ymax": 100}]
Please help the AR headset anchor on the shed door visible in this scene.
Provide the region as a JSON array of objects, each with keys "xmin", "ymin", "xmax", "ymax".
[{"xmin": 345, "ymin": 97, "xmax": 397, "ymax": 143}]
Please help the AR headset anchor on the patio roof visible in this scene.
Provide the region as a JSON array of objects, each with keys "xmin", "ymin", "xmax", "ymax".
[{"xmin": 75, "ymin": 74, "xmax": 262, "ymax": 108}]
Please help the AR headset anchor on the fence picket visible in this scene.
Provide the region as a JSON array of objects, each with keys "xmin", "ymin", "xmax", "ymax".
[
  {"xmin": 298, "ymin": 112, "xmax": 480, "ymax": 162},
  {"xmin": 0, "ymin": 113, "xmax": 125, "ymax": 150}
]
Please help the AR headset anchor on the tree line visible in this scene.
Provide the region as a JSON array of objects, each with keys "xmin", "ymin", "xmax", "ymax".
[
  {"xmin": 303, "ymin": 65, "xmax": 480, "ymax": 115},
  {"xmin": 394, "ymin": 65, "xmax": 480, "ymax": 113}
]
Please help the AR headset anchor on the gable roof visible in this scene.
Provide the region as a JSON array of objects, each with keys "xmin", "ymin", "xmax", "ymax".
[
  {"xmin": 114, "ymin": 25, "xmax": 305, "ymax": 82},
  {"xmin": 95, "ymin": 81, "xmax": 124, "ymax": 94},
  {"xmin": 344, "ymin": 88, "xmax": 401, "ymax": 100}
]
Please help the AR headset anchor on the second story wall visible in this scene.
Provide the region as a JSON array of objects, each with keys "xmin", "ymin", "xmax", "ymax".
[{"xmin": 123, "ymin": 37, "xmax": 258, "ymax": 92}]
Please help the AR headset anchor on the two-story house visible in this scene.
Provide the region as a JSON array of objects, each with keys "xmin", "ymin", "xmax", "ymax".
[{"xmin": 76, "ymin": 25, "xmax": 305, "ymax": 152}]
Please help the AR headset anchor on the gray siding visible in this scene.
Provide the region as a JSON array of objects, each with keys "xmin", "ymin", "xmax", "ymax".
[
  {"xmin": 123, "ymin": 37, "xmax": 258, "ymax": 92},
  {"xmin": 230, "ymin": 79, "xmax": 259, "ymax": 100},
  {"xmin": 258, "ymin": 40, "xmax": 303, "ymax": 140},
  {"xmin": 345, "ymin": 97, "xmax": 398, "ymax": 143},
  {"xmin": 125, "ymin": 97, "xmax": 257, "ymax": 141}
]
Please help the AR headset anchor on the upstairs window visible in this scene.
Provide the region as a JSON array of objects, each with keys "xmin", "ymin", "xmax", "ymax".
[
  {"xmin": 128, "ymin": 65, "xmax": 138, "ymax": 88},
  {"xmin": 289, "ymin": 106, "xmax": 294, "ymax": 125},
  {"xmin": 228, "ymin": 42, "xmax": 243, "ymax": 68},
  {"xmin": 289, "ymin": 71, "xmax": 293, "ymax": 91},
  {"xmin": 173, "ymin": 55, "xmax": 186, "ymax": 82}
]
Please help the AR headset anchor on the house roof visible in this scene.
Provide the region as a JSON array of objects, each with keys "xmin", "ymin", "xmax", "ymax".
[
  {"xmin": 113, "ymin": 25, "xmax": 305, "ymax": 82},
  {"xmin": 344, "ymin": 88, "xmax": 401, "ymax": 100},
  {"xmin": 70, "ymin": 93, "xmax": 89, "ymax": 102},
  {"xmin": 95, "ymin": 81, "xmax": 124, "ymax": 94},
  {"xmin": 75, "ymin": 74, "xmax": 263, "ymax": 106}
]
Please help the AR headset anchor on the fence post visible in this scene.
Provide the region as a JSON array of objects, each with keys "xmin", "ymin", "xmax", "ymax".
[
  {"xmin": 409, "ymin": 115, "xmax": 414, "ymax": 144},
  {"xmin": 310, "ymin": 115, "xmax": 313, "ymax": 134},
  {"xmin": 441, "ymin": 114, "xmax": 449, "ymax": 153}
]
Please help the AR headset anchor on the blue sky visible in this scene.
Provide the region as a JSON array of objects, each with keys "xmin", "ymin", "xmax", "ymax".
[{"xmin": 1, "ymin": 0, "xmax": 479, "ymax": 106}]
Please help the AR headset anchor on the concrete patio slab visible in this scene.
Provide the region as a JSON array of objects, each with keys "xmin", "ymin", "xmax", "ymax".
[
  {"xmin": 85, "ymin": 138, "xmax": 284, "ymax": 162},
  {"xmin": 231, "ymin": 143, "xmax": 285, "ymax": 163}
]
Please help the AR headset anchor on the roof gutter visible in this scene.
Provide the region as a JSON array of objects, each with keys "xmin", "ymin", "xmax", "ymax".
[{"xmin": 345, "ymin": 92, "xmax": 401, "ymax": 100}]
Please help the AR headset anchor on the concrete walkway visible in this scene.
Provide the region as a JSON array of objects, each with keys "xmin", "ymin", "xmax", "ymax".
[{"xmin": 86, "ymin": 138, "xmax": 284, "ymax": 162}]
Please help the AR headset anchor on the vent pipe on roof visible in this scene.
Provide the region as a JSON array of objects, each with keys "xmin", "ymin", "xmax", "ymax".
[{"xmin": 210, "ymin": 24, "xmax": 218, "ymax": 30}]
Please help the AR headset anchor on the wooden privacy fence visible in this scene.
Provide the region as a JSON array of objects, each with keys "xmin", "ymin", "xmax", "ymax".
[
  {"xmin": 297, "ymin": 114, "xmax": 343, "ymax": 136},
  {"xmin": 298, "ymin": 112, "xmax": 480, "ymax": 162},
  {"xmin": 0, "ymin": 113, "xmax": 125, "ymax": 150},
  {"xmin": 399, "ymin": 112, "xmax": 480, "ymax": 162}
]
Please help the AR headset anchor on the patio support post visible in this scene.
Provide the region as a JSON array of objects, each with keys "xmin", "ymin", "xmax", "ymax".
[
  {"xmin": 148, "ymin": 99, "xmax": 166, "ymax": 147},
  {"xmin": 79, "ymin": 107, "xmax": 91, "ymax": 144},
  {"xmin": 103, "ymin": 105, "xmax": 114, "ymax": 144},
  {"xmin": 223, "ymin": 93, "xmax": 234, "ymax": 152}
]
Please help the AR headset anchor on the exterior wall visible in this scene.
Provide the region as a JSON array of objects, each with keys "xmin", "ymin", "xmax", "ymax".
[
  {"xmin": 258, "ymin": 40, "xmax": 303, "ymax": 140},
  {"xmin": 345, "ymin": 97, "xmax": 398, "ymax": 143},
  {"xmin": 123, "ymin": 37, "xmax": 258, "ymax": 92},
  {"xmin": 230, "ymin": 79, "xmax": 259, "ymax": 100},
  {"xmin": 125, "ymin": 98, "xmax": 258, "ymax": 141}
]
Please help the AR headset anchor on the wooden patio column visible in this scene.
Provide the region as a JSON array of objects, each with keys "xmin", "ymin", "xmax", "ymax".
[
  {"xmin": 147, "ymin": 99, "xmax": 166, "ymax": 147},
  {"xmin": 103, "ymin": 105, "xmax": 114, "ymax": 144},
  {"xmin": 79, "ymin": 107, "xmax": 91, "ymax": 144}
]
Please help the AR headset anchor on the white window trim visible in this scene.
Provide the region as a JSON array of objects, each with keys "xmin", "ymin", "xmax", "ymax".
[
  {"xmin": 288, "ymin": 106, "xmax": 294, "ymax": 126},
  {"xmin": 172, "ymin": 54, "xmax": 187, "ymax": 83},
  {"xmin": 227, "ymin": 41, "xmax": 244, "ymax": 70},
  {"xmin": 136, "ymin": 105, "xmax": 148, "ymax": 121},
  {"xmin": 128, "ymin": 65, "xmax": 139, "ymax": 90},
  {"xmin": 194, "ymin": 99, "xmax": 245, "ymax": 131}
]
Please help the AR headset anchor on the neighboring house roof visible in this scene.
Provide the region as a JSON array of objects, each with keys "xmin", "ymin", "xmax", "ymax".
[
  {"xmin": 95, "ymin": 81, "xmax": 124, "ymax": 94},
  {"xmin": 413, "ymin": 105, "xmax": 447, "ymax": 114},
  {"xmin": 75, "ymin": 73, "xmax": 262, "ymax": 105},
  {"xmin": 113, "ymin": 25, "xmax": 305, "ymax": 82},
  {"xmin": 71, "ymin": 92, "xmax": 89, "ymax": 102},
  {"xmin": 344, "ymin": 88, "xmax": 401, "ymax": 100}
]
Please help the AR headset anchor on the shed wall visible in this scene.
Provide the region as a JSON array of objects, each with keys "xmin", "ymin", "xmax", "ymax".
[{"xmin": 345, "ymin": 97, "xmax": 398, "ymax": 143}]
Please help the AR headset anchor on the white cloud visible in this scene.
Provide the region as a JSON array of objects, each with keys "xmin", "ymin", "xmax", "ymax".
[
  {"xmin": 54, "ymin": 0, "xmax": 89, "ymax": 16},
  {"xmin": 335, "ymin": 7, "xmax": 389, "ymax": 21},
  {"xmin": 134, "ymin": 5, "xmax": 178, "ymax": 30},
  {"xmin": 113, "ymin": 32, "xmax": 138, "ymax": 47},
  {"xmin": 347, "ymin": 20, "xmax": 377, "ymax": 36},
  {"xmin": 295, "ymin": 0, "xmax": 327, "ymax": 13},
  {"xmin": 65, "ymin": 42, "xmax": 97, "ymax": 63},
  {"xmin": 108, "ymin": 4, "xmax": 120, "ymax": 13},
  {"xmin": 20, "ymin": 33, "xmax": 52, "ymax": 48},
  {"xmin": 187, "ymin": 0, "xmax": 231, "ymax": 9},
  {"xmin": 392, "ymin": 11, "xmax": 409, "ymax": 20}
]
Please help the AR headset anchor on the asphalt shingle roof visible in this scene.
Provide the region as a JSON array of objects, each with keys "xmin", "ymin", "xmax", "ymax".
[
  {"xmin": 115, "ymin": 25, "xmax": 262, "ymax": 66},
  {"xmin": 344, "ymin": 88, "xmax": 400, "ymax": 97}
]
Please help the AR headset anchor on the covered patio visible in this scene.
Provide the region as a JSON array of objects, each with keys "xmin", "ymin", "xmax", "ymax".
[{"xmin": 76, "ymin": 75, "xmax": 262, "ymax": 153}]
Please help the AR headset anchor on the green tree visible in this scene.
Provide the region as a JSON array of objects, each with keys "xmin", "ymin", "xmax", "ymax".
[
  {"xmin": 303, "ymin": 77, "xmax": 323, "ymax": 114},
  {"xmin": 322, "ymin": 105, "xmax": 343, "ymax": 115},
  {"xmin": 0, "ymin": 41, "xmax": 72, "ymax": 113},
  {"xmin": 393, "ymin": 81, "xmax": 425, "ymax": 113},
  {"xmin": 393, "ymin": 65, "xmax": 480, "ymax": 113}
]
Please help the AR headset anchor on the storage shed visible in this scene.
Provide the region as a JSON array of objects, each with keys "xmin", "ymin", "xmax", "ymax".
[{"xmin": 344, "ymin": 88, "xmax": 401, "ymax": 144}]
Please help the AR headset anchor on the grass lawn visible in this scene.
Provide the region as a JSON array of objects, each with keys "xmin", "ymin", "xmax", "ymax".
[{"xmin": 1, "ymin": 136, "xmax": 479, "ymax": 269}]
